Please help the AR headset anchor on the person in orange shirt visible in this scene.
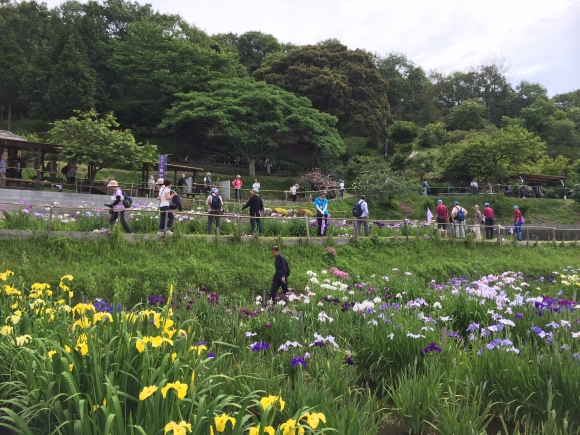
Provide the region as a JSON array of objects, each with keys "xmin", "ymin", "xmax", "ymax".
[
  {"xmin": 513, "ymin": 205, "xmax": 523, "ymax": 241},
  {"xmin": 232, "ymin": 175, "xmax": 243, "ymax": 201}
]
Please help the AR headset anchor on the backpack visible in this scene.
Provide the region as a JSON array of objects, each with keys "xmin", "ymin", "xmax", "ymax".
[
  {"xmin": 283, "ymin": 255, "xmax": 291, "ymax": 277},
  {"xmin": 171, "ymin": 193, "xmax": 182, "ymax": 211},
  {"xmin": 61, "ymin": 165, "xmax": 69, "ymax": 175},
  {"xmin": 455, "ymin": 207, "xmax": 465, "ymax": 222},
  {"xmin": 122, "ymin": 192, "xmax": 133, "ymax": 209},
  {"xmin": 210, "ymin": 193, "xmax": 221, "ymax": 210},
  {"xmin": 352, "ymin": 201, "xmax": 364, "ymax": 218}
]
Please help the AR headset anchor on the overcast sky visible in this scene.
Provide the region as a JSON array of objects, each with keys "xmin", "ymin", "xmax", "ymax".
[{"xmin": 48, "ymin": 0, "xmax": 580, "ymax": 95}]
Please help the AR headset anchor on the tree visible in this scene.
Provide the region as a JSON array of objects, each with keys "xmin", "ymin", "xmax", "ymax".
[
  {"xmin": 446, "ymin": 99, "xmax": 487, "ymax": 131},
  {"xmin": 254, "ymin": 41, "xmax": 390, "ymax": 146},
  {"xmin": 389, "ymin": 121, "xmax": 419, "ymax": 145},
  {"xmin": 237, "ymin": 31, "xmax": 282, "ymax": 73},
  {"xmin": 524, "ymin": 155, "xmax": 569, "ymax": 176},
  {"xmin": 553, "ymin": 89, "xmax": 580, "ymax": 111},
  {"xmin": 418, "ymin": 122, "xmax": 448, "ymax": 148},
  {"xmin": 159, "ymin": 78, "xmax": 344, "ymax": 176},
  {"xmin": 49, "ymin": 110, "xmax": 157, "ymax": 180},
  {"xmin": 440, "ymin": 118, "xmax": 546, "ymax": 182}
]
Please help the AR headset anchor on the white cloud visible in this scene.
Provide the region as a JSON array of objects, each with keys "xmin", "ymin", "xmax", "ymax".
[{"xmin": 45, "ymin": 0, "xmax": 580, "ymax": 95}]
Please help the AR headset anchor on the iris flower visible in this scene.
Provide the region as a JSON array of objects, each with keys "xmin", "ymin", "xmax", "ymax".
[
  {"xmin": 214, "ymin": 414, "xmax": 236, "ymax": 432},
  {"xmin": 421, "ymin": 342, "xmax": 442, "ymax": 356},
  {"xmin": 164, "ymin": 421, "xmax": 191, "ymax": 435},
  {"xmin": 161, "ymin": 381, "xmax": 188, "ymax": 399},
  {"xmin": 139, "ymin": 385, "xmax": 158, "ymax": 400}
]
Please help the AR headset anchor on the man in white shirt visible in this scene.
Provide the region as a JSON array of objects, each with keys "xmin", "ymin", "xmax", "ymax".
[
  {"xmin": 203, "ymin": 172, "xmax": 211, "ymax": 195},
  {"xmin": 355, "ymin": 195, "xmax": 369, "ymax": 237},
  {"xmin": 289, "ymin": 183, "xmax": 298, "ymax": 203},
  {"xmin": 339, "ymin": 180, "xmax": 345, "ymax": 198},
  {"xmin": 252, "ymin": 179, "xmax": 260, "ymax": 192},
  {"xmin": 0, "ymin": 155, "xmax": 6, "ymax": 186},
  {"xmin": 470, "ymin": 179, "xmax": 478, "ymax": 195}
]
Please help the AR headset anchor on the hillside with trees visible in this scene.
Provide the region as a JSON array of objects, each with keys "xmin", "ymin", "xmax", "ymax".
[{"xmin": 1, "ymin": 0, "xmax": 579, "ymax": 188}]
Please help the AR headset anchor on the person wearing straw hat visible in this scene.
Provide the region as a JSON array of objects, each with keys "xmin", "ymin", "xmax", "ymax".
[
  {"xmin": 206, "ymin": 187, "xmax": 223, "ymax": 234},
  {"xmin": 252, "ymin": 179, "xmax": 260, "ymax": 192},
  {"xmin": 314, "ymin": 190, "xmax": 329, "ymax": 237},
  {"xmin": 232, "ymin": 175, "xmax": 243, "ymax": 201},
  {"xmin": 106, "ymin": 180, "xmax": 132, "ymax": 233},
  {"xmin": 242, "ymin": 189, "xmax": 264, "ymax": 236},
  {"xmin": 513, "ymin": 205, "xmax": 523, "ymax": 241},
  {"xmin": 203, "ymin": 172, "xmax": 212, "ymax": 195},
  {"xmin": 473, "ymin": 205, "xmax": 483, "ymax": 240}
]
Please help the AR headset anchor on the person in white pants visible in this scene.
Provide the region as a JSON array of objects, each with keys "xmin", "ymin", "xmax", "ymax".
[
  {"xmin": 451, "ymin": 201, "xmax": 467, "ymax": 238},
  {"xmin": 473, "ymin": 205, "xmax": 482, "ymax": 239}
]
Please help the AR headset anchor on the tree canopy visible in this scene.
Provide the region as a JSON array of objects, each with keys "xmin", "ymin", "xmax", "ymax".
[
  {"xmin": 159, "ymin": 78, "xmax": 344, "ymax": 175},
  {"xmin": 49, "ymin": 110, "xmax": 157, "ymax": 180}
]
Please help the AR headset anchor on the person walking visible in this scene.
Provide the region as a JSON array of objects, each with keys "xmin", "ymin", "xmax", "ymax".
[
  {"xmin": 339, "ymin": 180, "xmax": 345, "ymax": 198},
  {"xmin": 270, "ymin": 246, "xmax": 289, "ymax": 304},
  {"xmin": 147, "ymin": 175, "xmax": 156, "ymax": 197},
  {"xmin": 513, "ymin": 205, "xmax": 523, "ymax": 241},
  {"xmin": 435, "ymin": 199, "xmax": 448, "ymax": 237},
  {"xmin": 66, "ymin": 164, "xmax": 77, "ymax": 186},
  {"xmin": 0, "ymin": 154, "xmax": 6, "ymax": 187},
  {"xmin": 177, "ymin": 173, "xmax": 187, "ymax": 193},
  {"xmin": 314, "ymin": 190, "xmax": 329, "ymax": 236},
  {"xmin": 206, "ymin": 187, "xmax": 223, "ymax": 235},
  {"xmin": 232, "ymin": 175, "xmax": 243, "ymax": 201},
  {"xmin": 242, "ymin": 190, "xmax": 264, "ymax": 235},
  {"xmin": 473, "ymin": 205, "xmax": 483, "ymax": 240},
  {"xmin": 482, "ymin": 202, "xmax": 495, "ymax": 239},
  {"xmin": 289, "ymin": 183, "xmax": 298, "ymax": 203},
  {"xmin": 252, "ymin": 179, "xmax": 260, "ymax": 192},
  {"xmin": 106, "ymin": 180, "xmax": 132, "ymax": 233},
  {"xmin": 451, "ymin": 201, "xmax": 467, "ymax": 238},
  {"xmin": 157, "ymin": 179, "xmax": 176, "ymax": 235},
  {"xmin": 203, "ymin": 172, "xmax": 212, "ymax": 195},
  {"xmin": 354, "ymin": 194, "xmax": 369, "ymax": 237},
  {"xmin": 422, "ymin": 180, "xmax": 430, "ymax": 197},
  {"xmin": 470, "ymin": 179, "xmax": 478, "ymax": 195}
]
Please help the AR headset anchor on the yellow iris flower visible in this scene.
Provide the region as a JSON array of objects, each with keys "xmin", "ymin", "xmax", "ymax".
[
  {"xmin": 300, "ymin": 412, "xmax": 326, "ymax": 429},
  {"xmin": 249, "ymin": 426, "xmax": 275, "ymax": 435},
  {"xmin": 259, "ymin": 395, "xmax": 285, "ymax": 411},
  {"xmin": 214, "ymin": 414, "xmax": 236, "ymax": 432},
  {"xmin": 15, "ymin": 335, "xmax": 32, "ymax": 346},
  {"xmin": 161, "ymin": 381, "xmax": 188, "ymax": 399},
  {"xmin": 279, "ymin": 418, "xmax": 304, "ymax": 435},
  {"xmin": 164, "ymin": 421, "xmax": 192, "ymax": 435},
  {"xmin": 139, "ymin": 385, "xmax": 158, "ymax": 400},
  {"xmin": 0, "ymin": 325, "xmax": 13, "ymax": 336}
]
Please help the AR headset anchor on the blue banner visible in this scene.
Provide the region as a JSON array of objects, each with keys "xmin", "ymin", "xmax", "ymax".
[{"xmin": 158, "ymin": 155, "xmax": 167, "ymax": 180}]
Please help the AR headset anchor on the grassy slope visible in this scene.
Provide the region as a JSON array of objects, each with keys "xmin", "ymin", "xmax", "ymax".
[{"xmin": 2, "ymin": 237, "xmax": 577, "ymax": 306}]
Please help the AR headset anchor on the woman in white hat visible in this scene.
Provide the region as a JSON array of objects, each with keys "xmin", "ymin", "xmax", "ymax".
[
  {"xmin": 106, "ymin": 180, "xmax": 132, "ymax": 233},
  {"xmin": 204, "ymin": 172, "xmax": 212, "ymax": 195}
]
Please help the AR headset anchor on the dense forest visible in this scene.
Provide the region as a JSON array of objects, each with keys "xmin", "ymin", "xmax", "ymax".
[{"xmin": 1, "ymin": 0, "xmax": 579, "ymax": 183}]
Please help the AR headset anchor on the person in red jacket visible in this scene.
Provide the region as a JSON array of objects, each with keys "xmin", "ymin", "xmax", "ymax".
[
  {"xmin": 513, "ymin": 205, "xmax": 523, "ymax": 241},
  {"xmin": 232, "ymin": 175, "xmax": 243, "ymax": 202},
  {"xmin": 435, "ymin": 199, "xmax": 448, "ymax": 237},
  {"xmin": 482, "ymin": 202, "xmax": 495, "ymax": 239}
]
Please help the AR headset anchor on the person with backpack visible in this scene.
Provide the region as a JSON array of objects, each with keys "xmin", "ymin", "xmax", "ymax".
[
  {"xmin": 482, "ymin": 203, "xmax": 495, "ymax": 239},
  {"xmin": 513, "ymin": 205, "xmax": 523, "ymax": 241},
  {"xmin": 242, "ymin": 189, "xmax": 264, "ymax": 236},
  {"xmin": 435, "ymin": 200, "xmax": 448, "ymax": 237},
  {"xmin": 206, "ymin": 187, "xmax": 223, "ymax": 235},
  {"xmin": 353, "ymin": 194, "xmax": 369, "ymax": 237},
  {"xmin": 232, "ymin": 175, "xmax": 243, "ymax": 201},
  {"xmin": 105, "ymin": 180, "xmax": 132, "ymax": 233},
  {"xmin": 157, "ymin": 179, "xmax": 176, "ymax": 235},
  {"xmin": 270, "ymin": 245, "xmax": 290, "ymax": 303},
  {"xmin": 314, "ymin": 190, "xmax": 329, "ymax": 237},
  {"xmin": 451, "ymin": 201, "xmax": 467, "ymax": 238}
]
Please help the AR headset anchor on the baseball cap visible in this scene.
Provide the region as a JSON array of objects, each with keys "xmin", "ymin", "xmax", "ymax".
[
  {"xmin": 513, "ymin": 205, "xmax": 519, "ymax": 209},
  {"xmin": 484, "ymin": 203, "xmax": 490, "ymax": 206},
  {"xmin": 453, "ymin": 201, "xmax": 459, "ymax": 205},
  {"xmin": 438, "ymin": 199, "xmax": 442, "ymax": 204}
]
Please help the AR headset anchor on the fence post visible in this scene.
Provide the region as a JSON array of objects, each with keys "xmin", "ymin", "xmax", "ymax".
[
  {"xmin": 526, "ymin": 224, "xmax": 530, "ymax": 247},
  {"xmin": 47, "ymin": 207, "xmax": 53, "ymax": 234},
  {"xmin": 497, "ymin": 226, "xmax": 501, "ymax": 245},
  {"xmin": 552, "ymin": 228, "xmax": 556, "ymax": 244},
  {"xmin": 404, "ymin": 220, "xmax": 408, "ymax": 241},
  {"xmin": 573, "ymin": 290, "xmax": 577, "ymax": 303},
  {"xmin": 304, "ymin": 215, "xmax": 311, "ymax": 243}
]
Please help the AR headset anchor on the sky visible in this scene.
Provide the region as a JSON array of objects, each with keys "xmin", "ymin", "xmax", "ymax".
[{"xmin": 47, "ymin": 0, "xmax": 580, "ymax": 96}]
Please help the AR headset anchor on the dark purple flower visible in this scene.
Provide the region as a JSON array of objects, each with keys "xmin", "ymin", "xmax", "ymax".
[
  {"xmin": 466, "ymin": 322, "xmax": 480, "ymax": 332},
  {"xmin": 344, "ymin": 357, "xmax": 354, "ymax": 365},
  {"xmin": 421, "ymin": 342, "xmax": 442, "ymax": 356},
  {"xmin": 291, "ymin": 356, "xmax": 307, "ymax": 368},
  {"xmin": 447, "ymin": 331, "xmax": 461, "ymax": 339},
  {"xmin": 264, "ymin": 322, "xmax": 271, "ymax": 328},
  {"xmin": 313, "ymin": 341, "xmax": 327, "ymax": 348},
  {"xmin": 531, "ymin": 326, "xmax": 543, "ymax": 334},
  {"xmin": 207, "ymin": 352, "xmax": 216, "ymax": 358},
  {"xmin": 514, "ymin": 313, "xmax": 525, "ymax": 319},
  {"xmin": 250, "ymin": 341, "xmax": 270, "ymax": 352},
  {"xmin": 392, "ymin": 303, "xmax": 400, "ymax": 310}
]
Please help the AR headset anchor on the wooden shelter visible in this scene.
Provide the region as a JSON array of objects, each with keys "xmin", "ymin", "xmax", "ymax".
[
  {"xmin": 0, "ymin": 130, "xmax": 62, "ymax": 189},
  {"xmin": 509, "ymin": 173, "xmax": 567, "ymax": 185}
]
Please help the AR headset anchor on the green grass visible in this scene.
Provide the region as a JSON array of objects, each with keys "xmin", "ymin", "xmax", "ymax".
[{"xmin": 1, "ymin": 237, "xmax": 577, "ymax": 306}]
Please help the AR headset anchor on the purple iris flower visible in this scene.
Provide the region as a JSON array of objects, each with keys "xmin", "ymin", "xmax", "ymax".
[
  {"xmin": 207, "ymin": 352, "xmax": 216, "ymax": 358},
  {"xmin": 514, "ymin": 313, "xmax": 525, "ymax": 319},
  {"xmin": 250, "ymin": 341, "xmax": 270, "ymax": 352},
  {"xmin": 344, "ymin": 357, "xmax": 355, "ymax": 365},
  {"xmin": 447, "ymin": 331, "xmax": 461, "ymax": 339},
  {"xmin": 466, "ymin": 322, "xmax": 480, "ymax": 332},
  {"xmin": 421, "ymin": 342, "xmax": 442, "ymax": 356},
  {"xmin": 291, "ymin": 356, "xmax": 307, "ymax": 368}
]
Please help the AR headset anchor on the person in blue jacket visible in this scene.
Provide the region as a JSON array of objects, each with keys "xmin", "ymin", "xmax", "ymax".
[{"xmin": 314, "ymin": 190, "xmax": 329, "ymax": 236}]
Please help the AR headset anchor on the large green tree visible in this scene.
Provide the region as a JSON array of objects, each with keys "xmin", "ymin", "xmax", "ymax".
[
  {"xmin": 254, "ymin": 41, "xmax": 390, "ymax": 146},
  {"xmin": 159, "ymin": 78, "xmax": 344, "ymax": 176},
  {"xmin": 49, "ymin": 110, "xmax": 157, "ymax": 181},
  {"xmin": 440, "ymin": 118, "xmax": 546, "ymax": 182},
  {"xmin": 446, "ymin": 99, "xmax": 487, "ymax": 131}
]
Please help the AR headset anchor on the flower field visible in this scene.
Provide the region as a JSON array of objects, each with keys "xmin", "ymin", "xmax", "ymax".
[{"xmin": 1, "ymin": 261, "xmax": 580, "ymax": 434}]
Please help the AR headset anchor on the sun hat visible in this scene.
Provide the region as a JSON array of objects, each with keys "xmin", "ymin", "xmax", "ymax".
[
  {"xmin": 319, "ymin": 190, "xmax": 326, "ymax": 195},
  {"xmin": 513, "ymin": 205, "xmax": 519, "ymax": 209},
  {"xmin": 181, "ymin": 173, "xmax": 186, "ymax": 178},
  {"xmin": 107, "ymin": 180, "xmax": 118, "ymax": 187},
  {"xmin": 206, "ymin": 172, "xmax": 211, "ymax": 176},
  {"xmin": 236, "ymin": 175, "xmax": 241, "ymax": 178},
  {"xmin": 484, "ymin": 203, "xmax": 490, "ymax": 206},
  {"xmin": 211, "ymin": 187, "xmax": 218, "ymax": 193},
  {"xmin": 156, "ymin": 178, "xmax": 164, "ymax": 185},
  {"xmin": 438, "ymin": 199, "xmax": 442, "ymax": 204},
  {"xmin": 473, "ymin": 204, "xmax": 479, "ymax": 208},
  {"xmin": 251, "ymin": 189, "xmax": 259, "ymax": 195},
  {"xmin": 453, "ymin": 201, "xmax": 459, "ymax": 205}
]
